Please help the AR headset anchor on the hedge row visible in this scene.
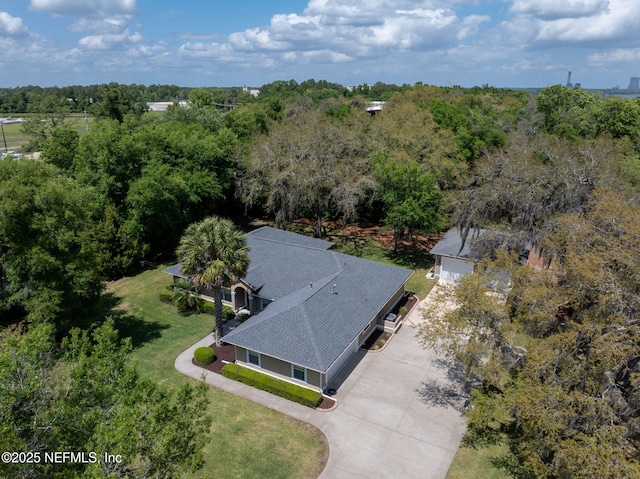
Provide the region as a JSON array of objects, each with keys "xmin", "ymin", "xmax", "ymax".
[{"xmin": 222, "ymin": 363, "xmax": 323, "ymax": 409}]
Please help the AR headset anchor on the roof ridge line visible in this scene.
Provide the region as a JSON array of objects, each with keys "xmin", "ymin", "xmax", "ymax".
[
  {"xmin": 251, "ymin": 235, "xmax": 331, "ymax": 250},
  {"xmin": 300, "ymin": 306, "xmax": 325, "ymax": 370}
]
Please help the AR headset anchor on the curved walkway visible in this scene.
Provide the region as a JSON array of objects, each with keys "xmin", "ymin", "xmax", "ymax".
[{"xmin": 175, "ymin": 290, "xmax": 466, "ymax": 479}]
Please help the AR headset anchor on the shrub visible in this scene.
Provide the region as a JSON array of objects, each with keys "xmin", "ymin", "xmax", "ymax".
[
  {"xmin": 194, "ymin": 346, "xmax": 216, "ymax": 365},
  {"xmin": 399, "ymin": 306, "xmax": 408, "ymax": 315},
  {"xmin": 222, "ymin": 363, "xmax": 323, "ymax": 408},
  {"xmin": 172, "ymin": 290, "xmax": 204, "ymax": 312},
  {"xmin": 200, "ymin": 302, "xmax": 214, "ymax": 314},
  {"xmin": 158, "ymin": 289, "xmax": 173, "ymax": 303},
  {"xmin": 223, "ymin": 306, "xmax": 236, "ymax": 321},
  {"xmin": 200, "ymin": 302, "xmax": 236, "ymax": 321}
]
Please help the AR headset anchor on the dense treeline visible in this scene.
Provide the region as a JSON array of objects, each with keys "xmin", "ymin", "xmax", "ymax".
[
  {"xmin": 0, "ymin": 83, "xmax": 186, "ymax": 114},
  {"xmin": 1, "ymin": 80, "xmax": 528, "ymax": 331},
  {"xmin": 419, "ymin": 86, "xmax": 640, "ymax": 477},
  {"xmin": 2, "ymin": 79, "xmax": 640, "ymax": 477},
  {"xmin": 0, "ymin": 79, "xmax": 411, "ymax": 115}
]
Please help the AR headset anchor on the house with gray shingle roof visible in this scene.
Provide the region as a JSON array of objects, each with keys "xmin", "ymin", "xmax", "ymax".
[
  {"xmin": 430, "ymin": 227, "xmax": 486, "ymax": 281},
  {"xmin": 165, "ymin": 226, "xmax": 412, "ymax": 392}
]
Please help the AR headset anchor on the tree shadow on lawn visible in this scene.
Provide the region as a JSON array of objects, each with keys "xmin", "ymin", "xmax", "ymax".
[
  {"xmin": 99, "ymin": 291, "xmax": 170, "ymax": 349},
  {"xmin": 385, "ymin": 247, "xmax": 434, "ymax": 270}
]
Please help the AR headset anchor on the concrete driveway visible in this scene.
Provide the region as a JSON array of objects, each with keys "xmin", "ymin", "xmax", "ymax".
[
  {"xmin": 176, "ymin": 292, "xmax": 467, "ymax": 479},
  {"xmin": 318, "ymin": 312, "xmax": 467, "ymax": 478}
]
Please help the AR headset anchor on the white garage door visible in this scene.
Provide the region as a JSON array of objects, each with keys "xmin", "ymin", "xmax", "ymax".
[
  {"xmin": 325, "ymin": 336, "xmax": 359, "ymax": 388},
  {"xmin": 441, "ymin": 257, "xmax": 474, "ymax": 281}
]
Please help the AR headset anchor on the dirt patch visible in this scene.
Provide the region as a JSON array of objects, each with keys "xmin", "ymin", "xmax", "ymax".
[{"xmin": 317, "ymin": 395, "xmax": 337, "ymax": 410}]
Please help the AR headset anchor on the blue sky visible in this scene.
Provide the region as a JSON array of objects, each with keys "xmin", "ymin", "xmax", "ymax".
[{"xmin": 1, "ymin": 0, "xmax": 639, "ymax": 89}]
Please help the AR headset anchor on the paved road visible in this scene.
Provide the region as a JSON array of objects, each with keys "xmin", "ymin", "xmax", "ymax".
[{"xmin": 175, "ymin": 293, "xmax": 466, "ymax": 479}]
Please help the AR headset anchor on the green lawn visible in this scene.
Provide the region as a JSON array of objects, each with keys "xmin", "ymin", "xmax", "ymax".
[
  {"xmin": 446, "ymin": 442, "xmax": 515, "ymax": 479},
  {"xmin": 1, "ymin": 113, "xmax": 94, "ymax": 150},
  {"xmin": 326, "ymin": 232, "xmax": 437, "ymax": 299},
  {"xmin": 106, "ymin": 266, "xmax": 327, "ymax": 479}
]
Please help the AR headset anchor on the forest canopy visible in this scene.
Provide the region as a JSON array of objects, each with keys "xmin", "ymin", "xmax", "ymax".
[{"xmin": 2, "ymin": 80, "xmax": 640, "ymax": 477}]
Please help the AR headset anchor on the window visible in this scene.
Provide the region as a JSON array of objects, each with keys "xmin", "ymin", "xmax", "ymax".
[
  {"xmin": 221, "ymin": 287, "xmax": 232, "ymax": 303},
  {"xmin": 247, "ymin": 350, "xmax": 261, "ymax": 367},
  {"xmin": 292, "ymin": 364, "xmax": 307, "ymax": 383}
]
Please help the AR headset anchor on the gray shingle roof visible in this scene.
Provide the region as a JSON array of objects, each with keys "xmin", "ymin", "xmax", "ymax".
[
  {"xmin": 223, "ymin": 227, "xmax": 412, "ymax": 373},
  {"xmin": 247, "ymin": 226, "xmax": 334, "ymax": 250},
  {"xmin": 429, "ymin": 227, "xmax": 486, "ymax": 259}
]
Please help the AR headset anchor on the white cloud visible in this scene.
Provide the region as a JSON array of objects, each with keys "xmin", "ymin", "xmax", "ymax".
[
  {"xmin": 177, "ymin": 42, "xmax": 233, "ymax": 60},
  {"xmin": 510, "ymin": 0, "xmax": 610, "ymax": 20},
  {"xmin": 68, "ymin": 17, "xmax": 129, "ymax": 33},
  {"xmin": 29, "ymin": 0, "xmax": 136, "ymax": 18},
  {"xmin": 506, "ymin": 0, "xmax": 640, "ymax": 44},
  {"xmin": 301, "ymin": 49, "xmax": 352, "ymax": 62},
  {"xmin": 78, "ymin": 30, "xmax": 143, "ymax": 50},
  {"xmin": 588, "ymin": 48, "xmax": 640, "ymax": 65},
  {"xmin": 176, "ymin": 32, "xmax": 223, "ymax": 41},
  {"xmin": 0, "ymin": 12, "xmax": 29, "ymax": 38},
  {"xmin": 189, "ymin": 1, "xmax": 480, "ymax": 67}
]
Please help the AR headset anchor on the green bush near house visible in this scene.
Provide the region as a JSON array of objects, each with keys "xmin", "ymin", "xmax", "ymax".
[
  {"xmin": 159, "ymin": 287, "xmax": 235, "ymax": 320},
  {"xmin": 200, "ymin": 302, "xmax": 236, "ymax": 321},
  {"xmin": 222, "ymin": 363, "xmax": 323, "ymax": 409},
  {"xmin": 158, "ymin": 288, "xmax": 173, "ymax": 303},
  {"xmin": 225, "ymin": 307, "xmax": 238, "ymax": 321},
  {"xmin": 194, "ymin": 346, "xmax": 216, "ymax": 366}
]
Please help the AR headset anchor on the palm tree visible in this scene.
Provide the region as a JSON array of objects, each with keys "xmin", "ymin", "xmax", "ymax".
[
  {"xmin": 171, "ymin": 278, "xmax": 203, "ymax": 313},
  {"xmin": 176, "ymin": 217, "xmax": 250, "ymax": 344}
]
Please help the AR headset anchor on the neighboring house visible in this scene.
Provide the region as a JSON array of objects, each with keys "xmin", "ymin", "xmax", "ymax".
[
  {"xmin": 147, "ymin": 101, "xmax": 188, "ymax": 111},
  {"xmin": 430, "ymin": 227, "xmax": 486, "ymax": 282},
  {"xmin": 165, "ymin": 226, "xmax": 412, "ymax": 392}
]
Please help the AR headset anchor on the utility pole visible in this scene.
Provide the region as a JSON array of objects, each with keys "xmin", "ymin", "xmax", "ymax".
[
  {"xmin": 0, "ymin": 119, "xmax": 7, "ymax": 152},
  {"xmin": 83, "ymin": 109, "xmax": 89, "ymax": 132}
]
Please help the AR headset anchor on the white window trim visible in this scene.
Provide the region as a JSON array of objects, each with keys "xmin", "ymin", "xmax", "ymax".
[
  {"xmin": 291, "ymin": 364, "xmax": 307, "ymax": 383},
  {"xmin": 247, "ymin": 349, "xmax": 261, "ymax": 368}
]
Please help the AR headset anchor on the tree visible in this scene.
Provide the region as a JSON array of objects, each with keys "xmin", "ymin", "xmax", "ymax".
[
  {"xmin": 535, "ymin": 85, "xmax": 600, "ymax": 136},
  {"xmin": 240, "ymin": 108, "xmax": 375, "ymax": 236},
  {"xmin": 176, "ymin": 217, "xmax": 250, "ymax": 344},
  {"xmin": 170, "ymin": 278, "xmax": 204, "ymax": 312},
  {"xmin": 0, "ymin": 159, "xmax": 102, "ymax": 328},
  {"xmin": 93, "ymin": 83, "xmax": 146, "ymax": 122},
  {"xmin": 0, "ymin": 323, "xmax": 59, "ymax": 479},
  {"xmin": 41, "ymin": 127, "xmax": 79, "ymax": 170},
  {"xmin": 0, "ymin": 320, "xmax": 212, "ymax": 479},
  {"xmin": 187, "ymin": 88, "xmax": 215, "ymax": 109},
  {"xmin": 21, "ymin": 94, "xmax": 72, "ymax": 149},
  {"xmin": 419, "ymin": 189, "xmax": 640, "ymax": 477},
  {"xmin": 374, "ymin": 158, "xmax": 444, "ymax": 252},
  {"xmin": 453, "ymin": 130, "xmax": 624, "ymax": 256},
  {"xmin": 368, "ymin": 97, "xmax": 466, "ymax": 190}
]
